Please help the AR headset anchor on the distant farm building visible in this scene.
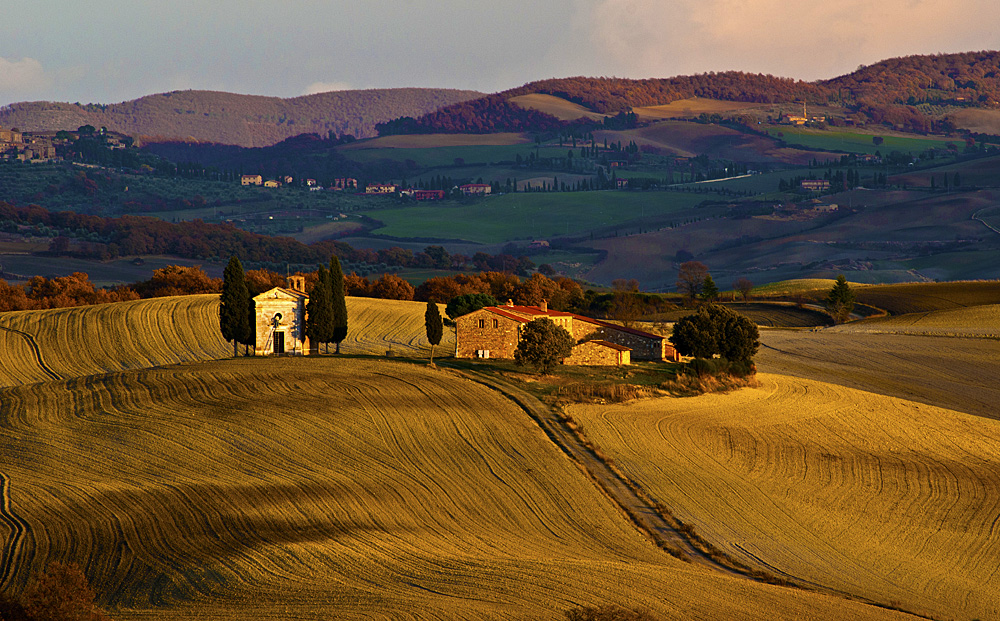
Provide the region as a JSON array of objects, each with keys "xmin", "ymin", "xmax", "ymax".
[
  {"xmin": 800, "ymin": 179, "xmax": 830, "ymax": 192},
  {"xmin": 252, "ymin": 276, "xmax": 313, "ymax": 356},
  {"xmin": 616, "ymin": 177, "xmax": 629, "ymax": 189},
  {"xmin": 412, "ymin": 189, "xmax": 446, "ymax": 200},
  {"xmin": 332, "ymin": 177, "xmax": 358, "ymax": 191},
  {"xmin": 459, "ymin": 183, "xmax": 492, "ymax": 196},
  {"xmin": 455, "ymin": 300, "xmax": 678, "ymax": 365},
  {"xmin": 264, "ymin": 179, "xmax": 280, "ymax": 188},
  {"xmin": 241, "ymin": 174, "xmax": 263, "ymax": 186},
  {"xmin": 366, "ymin": 182, "xmax": 398, "ymax": 194}
]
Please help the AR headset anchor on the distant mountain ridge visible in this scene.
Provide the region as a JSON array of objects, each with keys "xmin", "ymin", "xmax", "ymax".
[{"xmin": 0, "ymin": 88, "xmax": 483, "ymax": 147}]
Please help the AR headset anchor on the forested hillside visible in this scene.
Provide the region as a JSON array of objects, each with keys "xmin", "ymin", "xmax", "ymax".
[
  {"xmin": 380, "ymin": 51, "xmax": 1000, "ymax": 134},
  {"xmin": 0, "ymin": 88, "xmax": 482, "ymax": 147}
]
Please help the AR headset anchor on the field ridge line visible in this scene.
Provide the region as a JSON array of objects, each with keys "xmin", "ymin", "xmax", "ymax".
[
  {"xmin": 0, "ymin": 326, "xmax": 60, "ymax": 382},
  {"xmin": 0, "ymin": 472, "xmax": 31, "ymax": 590}
]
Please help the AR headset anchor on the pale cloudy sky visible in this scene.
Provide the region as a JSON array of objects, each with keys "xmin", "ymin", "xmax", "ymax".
[{"xmin": 2, "ymin": 0, "xmax": 999, "ymax": 106}]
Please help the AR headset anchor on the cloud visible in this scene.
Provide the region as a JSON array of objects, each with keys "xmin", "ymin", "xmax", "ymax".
[
  {"xmin": 302, "ymin": 81, "xmax": 355, "ymax": 95},
  {"xmin": 587, "ymin": 0, "xmax": 1000, "ymax": 80},
  {"xmin": 0, "ymin": 57, "xmax": 50, "ymax": 99}
]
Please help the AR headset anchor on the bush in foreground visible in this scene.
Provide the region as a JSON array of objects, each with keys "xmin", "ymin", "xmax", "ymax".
[{"xmin": 565, "ymin": 604, "xmax": 657, "ymax": 621}]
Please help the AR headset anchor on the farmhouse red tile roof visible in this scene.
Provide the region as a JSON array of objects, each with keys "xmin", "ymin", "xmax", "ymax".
[
  {"xmin": 484, "ymin": 307, "xmax": 531, "ymax": 323},
  {"xmin": 588, "ymin": 340, "xmax": 632, "ymax": 351}
]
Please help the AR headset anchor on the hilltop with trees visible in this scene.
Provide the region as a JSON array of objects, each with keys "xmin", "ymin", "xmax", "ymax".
[{"xmin": 0, "ymin": 88, "xmax": 483, "ymax": 147}]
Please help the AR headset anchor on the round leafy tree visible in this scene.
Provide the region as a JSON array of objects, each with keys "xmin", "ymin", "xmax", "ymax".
[
  {"xmin": 446, "ymin": 292, "xmax": 498, "ymax": 320},
  {"xmin": 670, "ymin": 304, "xmax": 759, "ymax": 364},
  {"xmin": 514, "ymin": 318, "xmax": 575, "ymax": 374}
]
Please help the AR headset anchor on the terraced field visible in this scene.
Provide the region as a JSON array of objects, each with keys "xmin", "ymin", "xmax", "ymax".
[
  {"xmin": 0, "ymin": 358, "xmax": 913, "ymax": 620},
  {"xmin": 0, "ymin": 295, "xmax": 454, "ymax": 387},
  {"xmin": 568, "ymin": 373, "xmax": 1000, "ymax": 621}
]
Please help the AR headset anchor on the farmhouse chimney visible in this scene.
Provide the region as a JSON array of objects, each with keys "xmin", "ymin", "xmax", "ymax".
[
  {"xmin": 506, "ymin": 299, "xmax": 514, "ymax": 307},
  {"xmin": 540, "ymin": 299, "xmax": 548, "ymax": 312}
]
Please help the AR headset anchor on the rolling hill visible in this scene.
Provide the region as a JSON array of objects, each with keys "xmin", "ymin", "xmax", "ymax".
[
  {"xmin": 0, "ymin": 295, "xmax": 452, "ymax": 387},
  {"xmin": 0, "ymin": 88, "xmax": 482, "ymax": 147}
]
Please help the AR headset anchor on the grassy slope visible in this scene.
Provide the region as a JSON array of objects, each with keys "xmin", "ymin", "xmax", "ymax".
[
  {"xmin": 568, "ymin": 373, "xmax": 1000, "ymax": 621},
  {"xmin": 0, "ymin": 357, "xmax": 913, "ymax": 620},
  {"xmin": 0, "ymin": 295, "xmax": 454, "ymax": 387}
]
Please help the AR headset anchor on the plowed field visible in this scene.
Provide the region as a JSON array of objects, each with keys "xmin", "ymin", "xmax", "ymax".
[
  {"xmin": 568, "ymin": 373, "xmax": 1000, "ymax": 621},
  {"xmin": 757, "ymin": 328, "xmax": 1000, "ymax": 418},
  {"xmin": 0, "ymin": 296, "xmax": 454, "ymax": 387},
  {"xmin": 0, "ymin": 359, "xmax": 912, "ymax": 620}
]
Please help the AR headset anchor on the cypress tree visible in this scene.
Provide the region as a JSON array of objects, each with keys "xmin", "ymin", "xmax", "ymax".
[
  {"xmin": 307, "ymin": 266, "xmax": 334, "ymax": 353},
  {"xmin": 825, "ymin": 274, "xmax": 856, "ymax": 324},
  {"xmin": 425, "ymin": 300, "xmax": 443, "ymax": 364},
  {"xmin": 699, "ymin": 275, "xmax": 720, "ymax": 302},
  {"xmin": 219, "ymin": 256, "xmax": 252, "ymax": 357},
  {"xmin": 330, "ymin": 256, "xmax": 348, "ymax": 353}
]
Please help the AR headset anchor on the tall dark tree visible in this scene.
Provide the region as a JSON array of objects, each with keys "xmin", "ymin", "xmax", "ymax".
[
  {"xmin": 307, "ymin": 266, "xmax": 334, "ymax": 353},
  {"xmin": 219, "ymin": 256, "xmax": 252, "ymax": 357},
  {"xmin": 425, "ymin": 300, "xmax": 443, "ymax": 363},
  {"xmin": 330, "ymin": 256, "xmax": 348, "ymax": 353},
  {"xmin": 699, "ymin": 275, "xmax": 719, "ymax": 302},
  {"xmin": 826, "ymin": 274, "xmax": 856, "ymax": 323}
]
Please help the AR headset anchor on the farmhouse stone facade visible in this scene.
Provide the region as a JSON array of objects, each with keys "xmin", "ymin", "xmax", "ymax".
[
  {"xmin": 455, "ymin": 300, "xmax": 678, "ymax": 365},
  {"xmin": 252, "ymin": 276, "xmax": 313, "ymax": 356},
  {"xmin": 563, "ymin": 340, "xmax": 631, "ymax": 366}
]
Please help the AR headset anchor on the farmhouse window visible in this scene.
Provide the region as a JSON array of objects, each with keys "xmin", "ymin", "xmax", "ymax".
[
  {"xmin": 493, "ymin": 319, "xmax": 499, "ymax": 329},
  {"xmin": 478, "ymin": 319, "xmax": 485, "ymax": 329}
]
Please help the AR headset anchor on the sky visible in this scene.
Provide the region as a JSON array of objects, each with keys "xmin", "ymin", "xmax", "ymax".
[{"xmin": 2, "ymin": 0, "xmax": 1000, "ymax": 106}]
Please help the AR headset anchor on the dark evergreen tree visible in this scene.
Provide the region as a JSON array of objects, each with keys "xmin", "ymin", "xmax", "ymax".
[
  {"xmin": 219, "ymin": 256, "xmax": 252, "ymax": 357},
  {"xmin": 307, "ymin": 266, "xmax": 334, "ymax": 353},
  {"xmin": 425, "ymin": 300, "xmax": 443, "ymax": 363},
  {"xmin": 825, "ymin": 274, "xmax": 856, "ymax": 323},
  {"xmin": 330, "ymin": 256, "xmax": 348, "ymax": 353},
  {"xmin": 699, "ymin": 275, "xmax": 720, "ymax": 302}
]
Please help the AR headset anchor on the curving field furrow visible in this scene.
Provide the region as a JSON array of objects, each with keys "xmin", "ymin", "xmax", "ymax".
[
  {"xmin": 830, "ymin": 303, "xmax": 1000, "ymax": 338},
  {"xmin": 757, "ymin": 328, "xmax": 1000, "ymax": 419},
  {"xmin": 341, "ymin": 298, "xmax": 454, "ymax": 357},
  {"xmin": 0, "ymin": 358, "xmax": 915, "ymax": 620},
  {"xmin": 0, "ymin": 296, "xmax": 455, "ymax": 388},
  {"xmin": 569, "ymin": 373, "xmax": 1000, "ymax": 621},
  {"xmin": 0, "ymin": 472, "xmax": 32, "ymax": 591}
]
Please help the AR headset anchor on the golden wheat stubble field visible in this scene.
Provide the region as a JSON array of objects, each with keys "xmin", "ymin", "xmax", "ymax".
[
  {"xmin": 0, "ymin": 357, "xmax": 918, "ymax": 620},
  {"xmin": 569, "ymin": 373, "xmax": 1000, "ymax": 621},
  {"xmin": 0, "ymin": 295, "xmax": 454, "ymax": 387}
]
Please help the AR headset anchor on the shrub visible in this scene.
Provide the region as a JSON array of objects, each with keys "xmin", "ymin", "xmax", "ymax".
[{"xmin": 22, "ymin": 562, "xmax": 112, "ymax": 621}]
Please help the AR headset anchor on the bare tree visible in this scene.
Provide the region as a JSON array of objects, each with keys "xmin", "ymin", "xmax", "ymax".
[
  {"xmin": 676, "ymin": 261, "xmax": 709, "ymax": 304},
  {"xmin": 733, "ymin": 277, "xmax": 754, "ymax": 302},
  {"xmin": 610, "ymin": 278, "xmax": 642, "ymax": 327}
]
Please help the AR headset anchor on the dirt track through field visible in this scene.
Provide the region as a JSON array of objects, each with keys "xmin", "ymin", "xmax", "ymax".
[
  {"xmin": 0, "ymin": 472, "xmax": 31, "ymax": 591},
  {"xmin": 0, "ymin": 326, "xmax": 60, "ymax": 382},
  {"xmin": 569, "ymin": 373, "xmax": 1000, "ymax": 621}
]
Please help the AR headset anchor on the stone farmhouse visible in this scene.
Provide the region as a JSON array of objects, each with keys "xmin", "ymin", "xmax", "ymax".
[
  {"xmin": 455, "ymin": 300, "xmax": 678, "ymax": 366},
  {"xmin": 252, "ymin": 275, "xmax": 314, "ymax": 356}
]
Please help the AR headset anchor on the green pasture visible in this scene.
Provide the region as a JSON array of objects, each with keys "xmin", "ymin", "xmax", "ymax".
[
  {"xmin": 766, "ymin": 126, "xmax": 953, "ymax": 155},
  {"xmin": 367, "ymin": 190, "xmax": 707, "ymax": 244}
]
